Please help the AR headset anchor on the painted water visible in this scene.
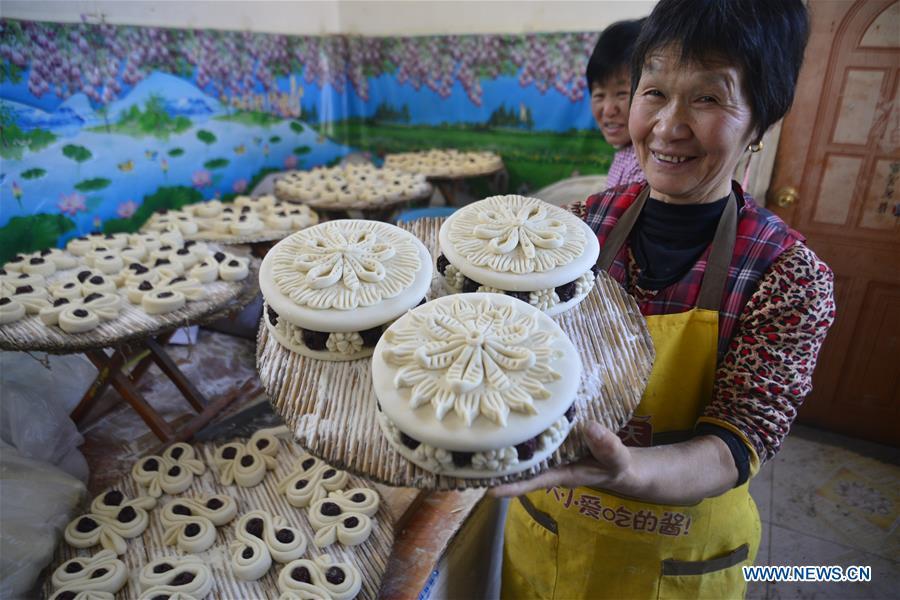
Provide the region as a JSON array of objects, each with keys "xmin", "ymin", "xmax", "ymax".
[{"xmin": 0, "ymin": 116, "xmax": 350, "ymax": 240}]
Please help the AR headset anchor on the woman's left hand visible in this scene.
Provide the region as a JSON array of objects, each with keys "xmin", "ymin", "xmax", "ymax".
[
  {"xmin": 491, "ymin": 421, "xmax": 739, "ymax": 503},
  {"xmin": 491, "ymin": 422, "xmax": 640, "ymax": 497}
]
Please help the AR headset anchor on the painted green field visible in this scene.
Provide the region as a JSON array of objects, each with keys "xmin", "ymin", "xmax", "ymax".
[{"xmin": 322, "ymin": 120, "xmax": 614, "ymax": 193}]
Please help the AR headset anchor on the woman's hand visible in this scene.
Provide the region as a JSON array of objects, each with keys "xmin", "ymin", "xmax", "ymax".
[
  {"xmin": 491, "ymin": 421, "xmax": 740, "ymax": 504},
  {"xmin": 492, "ymin": 422, "xmax": 640, "ymax": 498}
]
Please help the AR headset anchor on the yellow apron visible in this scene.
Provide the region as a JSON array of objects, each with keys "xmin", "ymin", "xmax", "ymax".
[{"xmin": 503, "ymin": 189, "xmax": 760, "ymax": 599}]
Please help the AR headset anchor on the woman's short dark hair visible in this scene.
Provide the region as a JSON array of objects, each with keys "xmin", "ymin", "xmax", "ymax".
[
  {"xmin": 630, "ymin": 0, "xmax": 809, "ymax": 143},
  {"xmin": 586, "ymin": 19, "xmax": 646, "ymax": 89}
]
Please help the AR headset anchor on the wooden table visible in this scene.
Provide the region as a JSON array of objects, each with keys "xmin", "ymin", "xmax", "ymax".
[
  {"xmin": 430, "ymin": 166, "xmax": 509, "ymax": 206},
  {"xmin": 69, "ymin": 327, "xmax": 247, "ymax": 444},
  {"xmin": 0, "ymin": 260, "xmax": 260, "ymax": 445}
]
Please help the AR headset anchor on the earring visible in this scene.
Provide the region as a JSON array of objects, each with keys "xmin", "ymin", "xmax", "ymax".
[{"xmin": 748, "ymin": 142, "xmax": 763, "ymax": 153}]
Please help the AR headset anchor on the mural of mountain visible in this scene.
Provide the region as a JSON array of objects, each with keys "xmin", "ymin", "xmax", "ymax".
[
  {"xmin": 105, "ymin": 72, "xmax": 224, "ymax": 119},
  {"xmin": 57, "ymin": 93, "xmax": 100, "ymax": 125},
  {"xmin": 0, "ymin": 97, "xmax": 96, "ymax": 132}
]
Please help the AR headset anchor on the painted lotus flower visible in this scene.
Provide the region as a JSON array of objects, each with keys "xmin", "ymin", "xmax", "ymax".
[
  {"xmin": 232, "ymin": 178, "xmax": 248, "ymax": 193},
  {"xmin": 58, "ymin": 192, "xmax": 86, "ymax": 216},
  {"xmin": 284, "ymin": 155, "xmax": 298, "ymax": 169},
  {"xmin": 383, "ymin": 297, "xmax": 561, "ymax": 427},
  {"xmin": 192, "ymin": 170, "xmax": 212, "ymax": 188},
  {"xmin": 117, "ymin": 200, "xmax": 138, "ymax": 218}
]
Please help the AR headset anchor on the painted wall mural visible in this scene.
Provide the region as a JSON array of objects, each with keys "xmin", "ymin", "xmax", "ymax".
[{"xmin": 0, "ymin": 18, "xmax": 613, "ymax": 262}]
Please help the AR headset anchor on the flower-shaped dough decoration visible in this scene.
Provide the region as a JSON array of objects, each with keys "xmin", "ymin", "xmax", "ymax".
[
  {"xmin": 64, "ymin": 490, "xmax": 156, "ymax": 555},
  {"xmin": 160, "ymin": 495, "xmax": 238, "ymax": 553},
  {"xmin": 230, "ymin": 510, "xmax": 307, "ymax": 581},
  {"xmin": 137, "ymin": 555, "xmax": 214, "ymax": 600},
  {"xmin": 325, "ymin": 331, "xmax": 364, "ymax": 355},
  {"xmin": 213, "ymin": 428, "xmax": 280, "ymax": 487},
  {"xmin": 474, "ymin": 202, "xmax": 566, "ymax": 257},
  {"xmin": 270, "ymin": 221, "xmax": 421, "ymax": 310},
  {"xmin": 1, "ymin": 280, "xmax": 49, "ymax": 316},
  {"xmin": 277, "ymin": 554, "xmax": 363, "ymax": 600},
  {"xmin": 448, "ymin": 195, "xmax": 586, "ymax": 274},
  {"xmin": 382, "ymin": 297, "xmax": 561, "ymax": 426},
  {"xmin": 277, "ymin": 451, "xmax": 349, "ymax": 508},
  {"xmin": 132, "ymin": 443, "xmax": 206, "ymax": 498},
  {"xmin": 39, "ymin": 292, "xmax": 122, "ymax": 333},
  {"xmin": 296, "ymin": 228, "xmax": 393, "ymax": 290},
  {"xmin": 50, "ymin": 549, "xmax": 128, "ymax": 598},
  {"xmin": 307, "ymin": 488, "xmax": 380, "ymax": 548}
]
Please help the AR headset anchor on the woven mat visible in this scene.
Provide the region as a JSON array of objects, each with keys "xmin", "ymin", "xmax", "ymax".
[
  {"xmin": 276, "ymin": 188, "xmax": 434, "ymax": 213},
  {"xmin": 0, "ymin": 258, "xmax": 260, "ymax": 354},
  {"xmin": 426, "ymin": 163, "xmax": 504, "ymax": 181},
  {"xmin": 43, "ymin": 437, "xmax": 393, "ymax": 600},
  {"xmin": 183, "ymin": 228, "xmax": 293, "ymax": 246},
  {"xmin": 257, "ymin": 217, "xmax": 654, "ymax": 490}
]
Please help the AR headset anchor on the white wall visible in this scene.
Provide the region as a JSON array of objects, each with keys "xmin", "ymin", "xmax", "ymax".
[{"xmin": 1, "ymin": 1, "xmax": 655, "ymax": 36}]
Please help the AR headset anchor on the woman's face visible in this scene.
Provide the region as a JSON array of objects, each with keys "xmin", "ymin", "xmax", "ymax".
[
  {"xmin": 629, "ymin": 45, "xmax": 755, "ymax": 204},
  {"xmin": 590, "ymin": 69, "xmax": 632, "ymax": 148}
]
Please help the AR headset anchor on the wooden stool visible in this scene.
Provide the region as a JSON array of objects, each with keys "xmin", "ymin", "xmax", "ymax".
[{"xmin": 69, "ymin": 328, "xmax": 244, "ymax": 444}]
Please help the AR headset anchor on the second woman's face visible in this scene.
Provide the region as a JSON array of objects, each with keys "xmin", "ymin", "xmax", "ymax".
[
  {"xmin": 590, "ymin": 69, "xmax": 632, "ymax": 148},
  {"xmin": 629, "ymin": 45, "xmax": 756, "ymax": 204}
]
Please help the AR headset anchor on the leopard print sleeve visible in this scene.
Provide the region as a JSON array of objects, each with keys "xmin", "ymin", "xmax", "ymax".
[
  {"xmin": 699, "ymin": 242, "xmax": 835, "ymax": 465},
  {"xmin": 565, "ymin": 200, "xmax": 588, "ymax": 221}
]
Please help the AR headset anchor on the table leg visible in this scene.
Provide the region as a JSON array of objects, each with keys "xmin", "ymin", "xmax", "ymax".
[
  {"xmin": 128, "ymin": 331, "xmax": 175, "ymax": 385},
  {"xmin": 106, "ymin": 366, "xmax": 176, "ymax": 441},
  {"xmin": 144, "ymin": 337, "xmax": 206, "ymax": 413},
  {"xmin": 435, "ymin": 181, "xmax": 457, "ymax": 206},
  {"xmin": 165, "ymin": 379, "xmax": 258, "ymax": 445},
  {"xmin": 79, "ymin": 347, "xmax": 175, "ymax": 441},
  {"xmin": 71, "ymin": 334, "xmax": 245, "ymax": 444},
  {"xmin": 489, "ymin": 168, "xmax": 509, "ymax": 195},
  {"xmin": 69, "ymin": 348, "xmax": 126, "ymax": 424}
]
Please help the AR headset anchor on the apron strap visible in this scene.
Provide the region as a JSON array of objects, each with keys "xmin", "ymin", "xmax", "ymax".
[
  {"xmin": 594, "ymin": 187, "xmax": 738, "ymax": 313},
  {"xmin": 696, "ymin": 192, "xmax": 737, "ymax": 312},
  {"xmin": 596, "ymin": 186, "xmax": 651, "ymax": 272}
]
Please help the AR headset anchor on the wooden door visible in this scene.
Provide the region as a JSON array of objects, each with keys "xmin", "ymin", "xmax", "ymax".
[{"xmin": 768, "ymin": 0, "xmax": 900, "ymax": 445}]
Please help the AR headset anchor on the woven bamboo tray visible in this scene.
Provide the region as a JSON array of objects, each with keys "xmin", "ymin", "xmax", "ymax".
[
  {"xmin": 275, "ymin": 182, "xmax": 435, "ymax": 213},
  {"xmin": 424, "ymin": 163, "xmax": 505, "ymax": 181},
  {"xmin": 183, "ymin": 228, "xmax": 295, "ymax": 246},
  {"xmin": 0, "ymin": 257, "xmax": 260, "ymax": 354},
  {"xmin": 43, "ymin": 436, "xmax": 393, "ymax": 600},
  {"xmin": 383, "ymin": 151, "xmax": 505, "ymax": 181},
  {"xmin": 256, "ymin": 218, "xmax": 655, "ymax": 490}
]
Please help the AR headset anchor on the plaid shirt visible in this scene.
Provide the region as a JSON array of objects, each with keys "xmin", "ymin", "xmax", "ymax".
[
  {"xmin": 585, "ymin": 181, "xmax": 804, "ymax": 359},
  {"xmin": 606, "ymin": 144, "xmax": 646, "ymax": 188}
]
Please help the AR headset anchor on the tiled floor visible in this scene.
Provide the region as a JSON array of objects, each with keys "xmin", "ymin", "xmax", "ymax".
[
  {"xmin": 57, "ymin": 329, "xmax": 900, "ymax": 599},
  {"xmin": 747, "ymin": 426, "xmax": 899, "ymax": 599}
]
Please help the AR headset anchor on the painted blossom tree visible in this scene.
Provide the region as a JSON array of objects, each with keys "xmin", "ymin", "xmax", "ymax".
[{"xmin": 1, "ymin": 17, "xmax": 595, "ymax": 110}]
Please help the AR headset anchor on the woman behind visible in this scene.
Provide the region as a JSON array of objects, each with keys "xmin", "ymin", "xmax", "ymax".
[
  {"xmin": 497, "ymin": 1, "xmax": 835, "ymax": 598},
  {"xmin": 587, "ymin": 18, "xmax": 647, "ymax": 188}
]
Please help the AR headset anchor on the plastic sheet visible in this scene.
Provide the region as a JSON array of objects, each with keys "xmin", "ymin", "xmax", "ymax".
[
  {"xmin": 0, "ymin": 351, "xmax": 94, "ymax": 596},
  {"xmin": 0, "ymin": 442, "xmax": 87, "ymax": 598},
  {"xmin": 0, "ymin": 351, "xmax": 92, "ymax": 482}
]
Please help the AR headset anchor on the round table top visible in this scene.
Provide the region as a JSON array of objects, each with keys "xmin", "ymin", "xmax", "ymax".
[{"xmin": 0, "ymin": 255, "xmax": 260, "ymax": 354}]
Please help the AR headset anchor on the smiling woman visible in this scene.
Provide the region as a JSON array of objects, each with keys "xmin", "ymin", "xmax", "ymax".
[
  {"xmin": 630, "ymin": 49, "xmax": 754, "ymax": 204},
  {"xmin": 499, "ymin": 1, "xmax": 837, "ymax": 599},
  {"xmin": 586, "ymin": 18, "xmax": 647, "ymax": 187}
]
